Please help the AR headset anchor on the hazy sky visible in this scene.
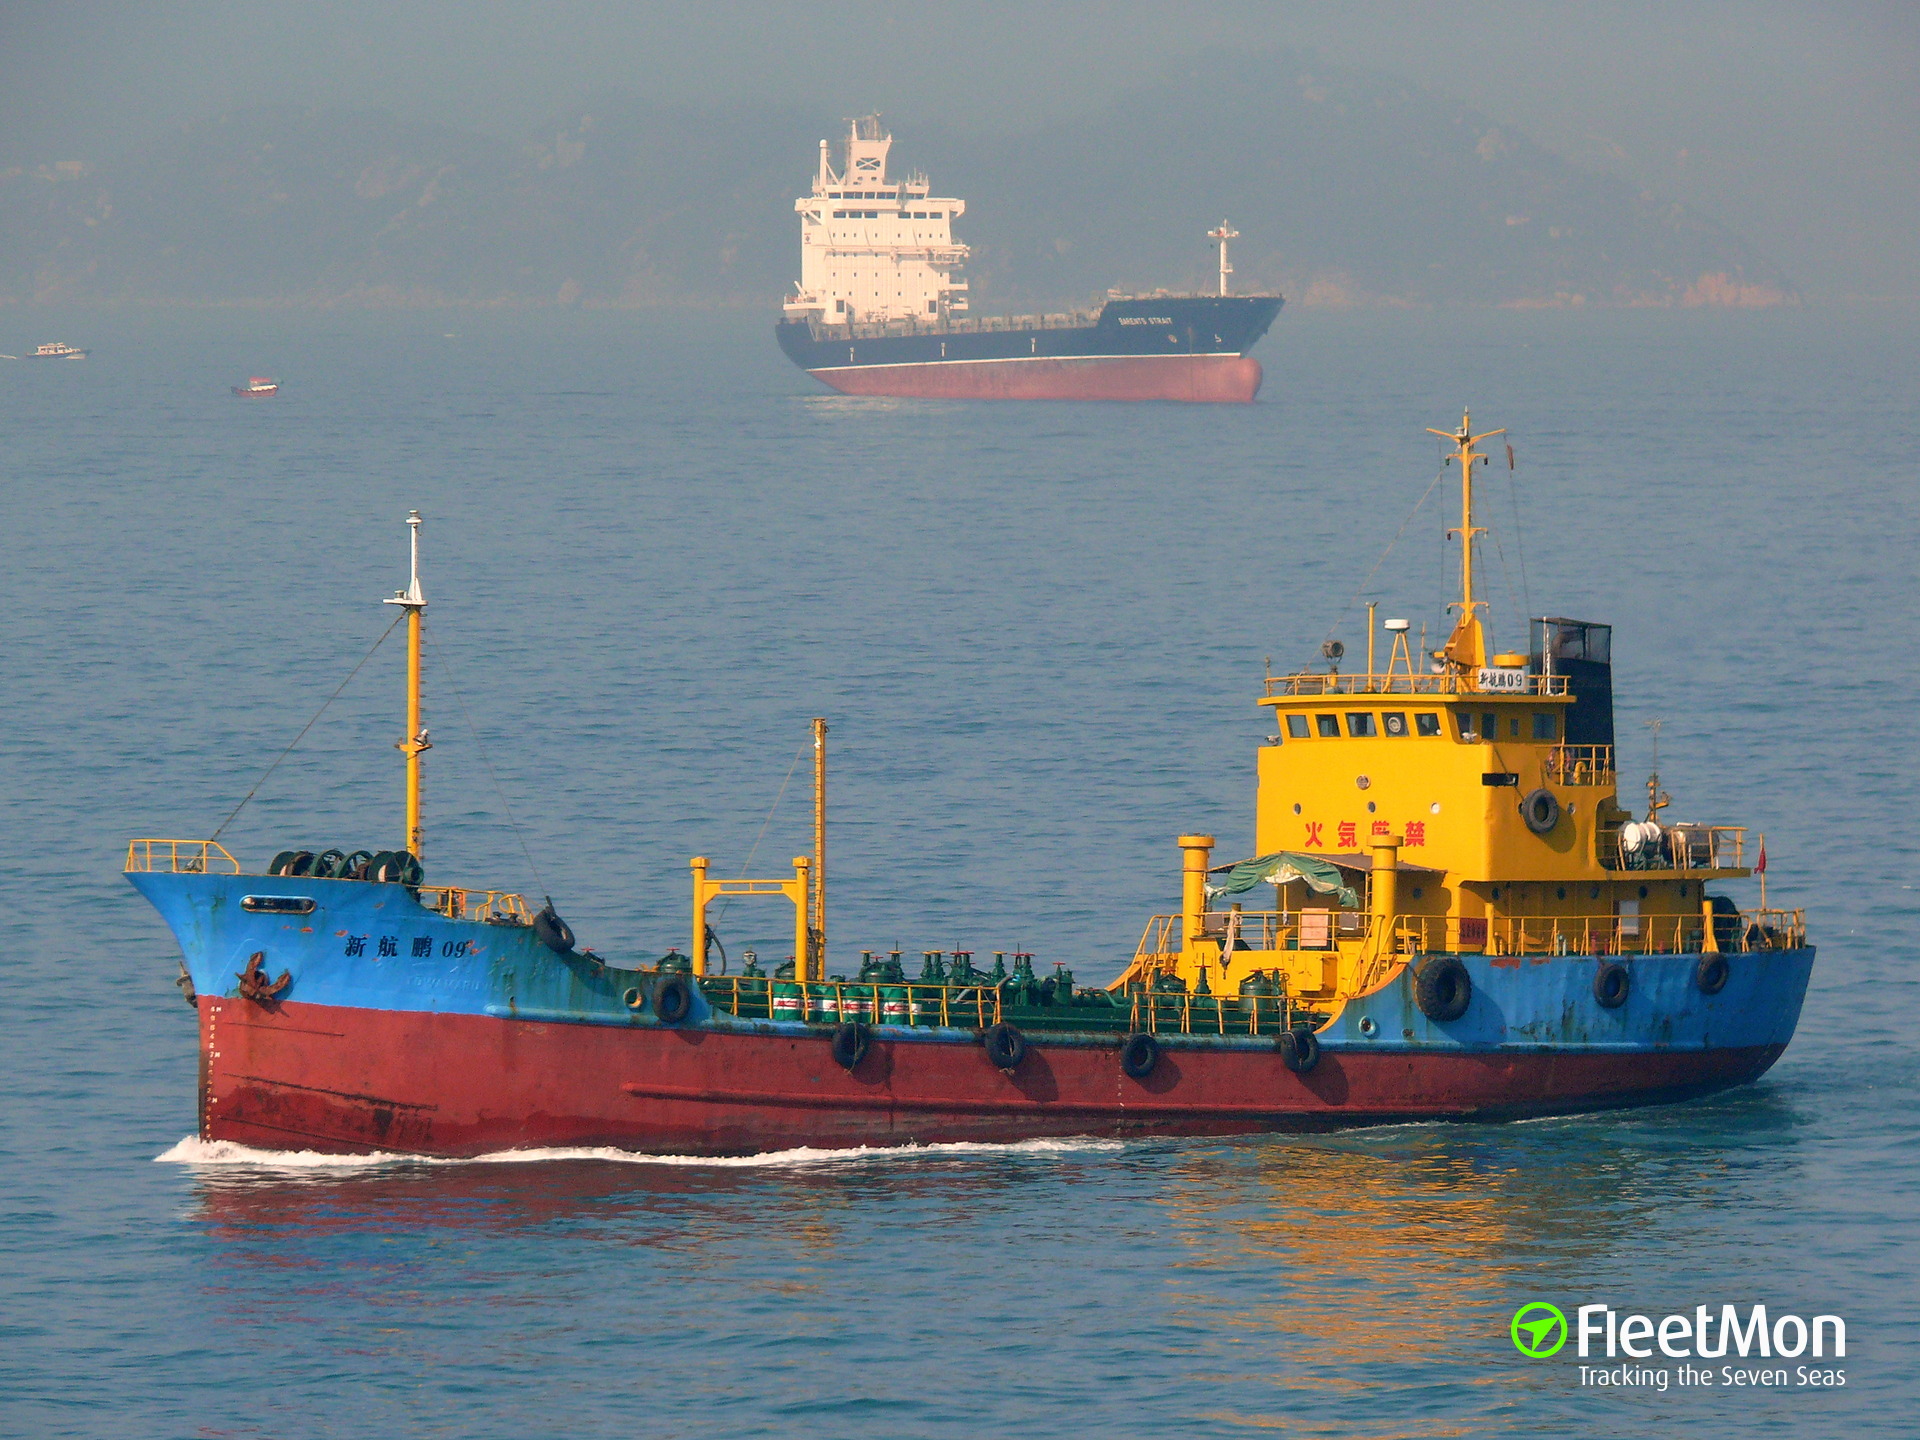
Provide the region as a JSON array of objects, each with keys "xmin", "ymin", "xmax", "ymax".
[{"xmin": 4, "ymin": 1, "xmax": 1917, "ymax": 297}]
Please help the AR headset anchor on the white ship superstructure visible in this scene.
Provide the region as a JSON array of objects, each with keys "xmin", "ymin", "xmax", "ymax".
[{"xmin": 784, "ymin": 116, "xmax": 969, "ymax": 325}]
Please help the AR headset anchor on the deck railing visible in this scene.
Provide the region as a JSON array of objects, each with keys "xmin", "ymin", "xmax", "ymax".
[
  {"xmin": 699, "ymin": 976, "xmax": 1007, "ymax": 1030},
  {"xmin": 1130, "ymin": 906, "xmax": 1807, "ymax": 967},
  {"xmin": 1388, "ymin": 908, "xmax": 1804, "ymax": 956},
  {"xmin": 1123, "ymin": 988, "xmax": 1315, "ymax": 1037},
  {"xmin": 1599, "ymin": 824, "xmax": 1747, "ymax": 872},
  {"xmin": 694, "ymin": 973, "xmax": 1313, "ymax": 1038},
  {"xmin": 1545, "ymin": 745, "xmax": 1615, "ymax": 785},
  {"xmin": 125, "ymin": 838, "xmax": 241, "ymax": 874},
  {"xmin": 416, "ymin": 887, "xmax": 535, "ymax": 925},
  {"xmin": 122, "ymin": 839, "xmax": 533, "ymax": 923},
  {"xmin": 1264, "ymin": 672, "xmax": 1570, "ymax": 697}
]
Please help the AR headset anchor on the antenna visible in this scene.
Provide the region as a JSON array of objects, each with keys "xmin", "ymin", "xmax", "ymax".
[
  {"xmin": 1644, "ymin": 718, "xmax": 1671, "ymax": 821},
  {"xmin": 382, "ymin": 510, "xmax": 431, "ymax": 859},
  {"xmin": 1207, "ymin": 220, "xmax": 1238, "ymax": 297},
  {"xmin": 1426, "ymin": 411, "xmax": 1506, "ymax": 681},
  {"xmin": 811, "ymin": 718, "xmax": 828, "ymax": 970}
]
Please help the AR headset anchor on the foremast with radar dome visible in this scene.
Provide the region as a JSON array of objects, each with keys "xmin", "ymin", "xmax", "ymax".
[
  {"xmin": 125, "ymin": 426, "xmax": 1813, "ymax": 1159},
  {"xmin": 774, "ymin": 116, "xmax": 1283, "ymax": 402}
]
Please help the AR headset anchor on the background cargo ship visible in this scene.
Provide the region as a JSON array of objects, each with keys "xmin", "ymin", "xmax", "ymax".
[{"xmin": 776, "ymin": 118, "xmax": 1282, "ymax": 402}]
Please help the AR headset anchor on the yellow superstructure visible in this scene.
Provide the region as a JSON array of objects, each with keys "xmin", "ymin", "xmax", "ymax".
[{"xmin": 1119, "ymin": 413, "xmax": 1778, "ymax": 1012}]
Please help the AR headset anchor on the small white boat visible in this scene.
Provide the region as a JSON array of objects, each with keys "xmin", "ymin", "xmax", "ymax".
[
  {"xmin": 25, "ymin": 342, "xmax": 89, "ymax": 360},
  {"xmin": 231, "ymin": 376, "xmax": 279, "ymax": 398}
]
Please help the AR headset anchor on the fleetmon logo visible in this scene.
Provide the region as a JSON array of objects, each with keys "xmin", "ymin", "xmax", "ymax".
[{"xmin": 1511, "ymin": 1302, "xmax": 1569, "ymax": 1357}]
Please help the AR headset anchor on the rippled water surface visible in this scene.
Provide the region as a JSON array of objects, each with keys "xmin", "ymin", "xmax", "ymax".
[{"xmin": 2, "ymin": 306, "xmax": 1916, "ymax": 1436}]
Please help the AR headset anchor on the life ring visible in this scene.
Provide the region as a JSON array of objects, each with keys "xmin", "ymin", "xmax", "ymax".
[
  {"xmin": 1521, "ymin": 788, "xmax": 1561, "ymax": 835},
  {"xmin": 652, "ymin": 973, "xmax": 694, "ymax": 1025},
  {"xmin": 533, "ymin": 904, "xmax": 576, "ymax": 954},
  {"xmin": 1594, "ymin": 961, "xmax": 1631, "ymax": 1009},
  {"xmin": 1695, "ymin": 953, "xmax": 1730, "ymax": 995},
  {"xmin": 1414, "ymin": 955, "xmax": 1472, "ymax": 1022},
  {"xmin": 1120, "ymin": 1032, "xmax": 1160, "ymax": 1079},
  {"xmin": 984, "ymin": 1021, "xmax": 1027, "ymax": 1072},
  {"xmin": 1281, "ymin": 1024, "xmax": 1321, "ymax": 1074},
  {"xmin": 831, "ymin": 1021, "xmax": 871, "ymax": 1070}
]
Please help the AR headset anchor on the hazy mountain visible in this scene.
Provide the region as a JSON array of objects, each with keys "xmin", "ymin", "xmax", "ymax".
[{"xmin": 0, "ymin": 50, "xmax": 1792, "ymax": 310}]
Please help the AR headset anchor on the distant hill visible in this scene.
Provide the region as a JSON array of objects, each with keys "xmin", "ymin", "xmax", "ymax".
[{"xmin": 0, "ymin": 49, "xmax": 1793, "ymax": 310}]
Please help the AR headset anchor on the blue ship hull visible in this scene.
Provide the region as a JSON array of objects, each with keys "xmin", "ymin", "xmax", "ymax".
[
  {"xmin": 776, "ymin": 295, "xmax": 1283, "ymax": 401},
  {"xmin": 129, "ymin": 868, "xmax": 1813, "ymax": 1157}
]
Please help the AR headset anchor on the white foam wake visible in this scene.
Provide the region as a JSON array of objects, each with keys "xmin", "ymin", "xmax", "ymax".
[{"xmin": 154, "ymin": 1133, "xmax": 1123, "ymax": 1172}]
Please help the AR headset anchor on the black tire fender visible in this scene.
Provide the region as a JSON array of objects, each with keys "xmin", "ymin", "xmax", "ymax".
[
  {"xmin": 1594, "ymin": 961, "xmax": 1631, "ymax": 1009},
  {"xmin": 1521, "ymin": 787, "xmax": 1561, "ymax": 835},
  {"xmin": 984, "ymin": 1021, "xmax": 1027, "ymax": 1072},
  {"xmin": 831, "ymin": 1021, "xmax": 871, "ymax": 1070},
  {"xmin": 533, "ymin": 904, "xmax": 576, "ymax": 954},
  {"xmin": 1120, "ymin": 1032, "xmax": 1159, "ymax": 1080},
  {"xmin": 1281, "ymin": 1025, "xmax": 1321, "ymax": 1074},
  {"xmin": 1695, "ymin": 953, "xmax": 1730, "ymax": 995},
  {"xmin": 652, "ymin": 973, "xmax": 694, "ymax": 1025},
  {"xmin": 1414, "ymin": 955, "xmax": 1472, "ymax": 1022}
]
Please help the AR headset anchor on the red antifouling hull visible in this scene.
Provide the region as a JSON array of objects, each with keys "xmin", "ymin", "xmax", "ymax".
[
  {"xmin": 197, "ymin": 999, "xmax": 1786, "ymax": 1157},
  {"xmin": 809, "ymin": 354, "xmax": 1263, "ymax": 403}
]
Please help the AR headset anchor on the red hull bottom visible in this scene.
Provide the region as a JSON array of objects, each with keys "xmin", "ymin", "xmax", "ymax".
[
  {"xmin": 808, "ymin": 354, "xmax": 1263, "ymax": 403},
  {"xmin": 200, "ymin": 1000, "xmax": 1786, "ymax": 1157}
]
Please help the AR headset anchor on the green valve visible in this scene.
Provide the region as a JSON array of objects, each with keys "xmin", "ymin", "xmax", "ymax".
[{"xmin": 1010, "ymin": 952, "xmax": 1037, "ymax": 989}]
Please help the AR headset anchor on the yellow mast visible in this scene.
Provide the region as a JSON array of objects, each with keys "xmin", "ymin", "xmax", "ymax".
[
  {"xmin": 383, "ymin": 510, "xmax": 431, "ymax": 859},
  {"xmin": 1427, "ymin": 411, "xmax": 1505, "ymax": 679},
  {"xmin": 811, "ymin": 717, "xmax": 827, "ymax": 970}
]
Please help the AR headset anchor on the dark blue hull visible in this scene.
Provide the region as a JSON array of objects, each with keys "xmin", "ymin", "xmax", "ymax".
[{"xmin": 776, "ymin": 295, "xmax": 1283, "ymax": 402}]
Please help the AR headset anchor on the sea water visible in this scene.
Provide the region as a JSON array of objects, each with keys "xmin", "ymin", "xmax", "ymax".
[{"xmin": 0, "ymin": 304, "xmax": 1914, "ymax": 1436}]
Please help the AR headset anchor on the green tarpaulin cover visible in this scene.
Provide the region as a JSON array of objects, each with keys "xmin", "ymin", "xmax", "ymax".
[{"xmin": 1206, "ymin": 852, "xmax": 1359, "ymax": 908}]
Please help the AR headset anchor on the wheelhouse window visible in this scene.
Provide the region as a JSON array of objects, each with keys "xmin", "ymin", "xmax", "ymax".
[
  {"xmin": 1346, "ymin": 713, "xmax": 1377, "ymax": 737},
  {"xmin": 1532, "ymin": 712, "xmax": 1558, "ymax": 740},
  {"xmin": 1316, "ymin": 714, "xmax": 1340, "ymax": 738},
  {"xmin": 1286, "ymin": 715, "xmax": 1311, "ymax": 738},
  {"xmin": 1382, "ymin": 712, "xmax": 1409, "ymax": 737},
  {"xmin": 1415, "ymin": 713, "xmax": 1441, "ymax": 737}
]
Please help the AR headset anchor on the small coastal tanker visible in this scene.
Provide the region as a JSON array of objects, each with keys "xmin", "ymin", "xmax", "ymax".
[
  {"xmin": 774, "ymin": 117, "xmax": 1282, "ymax": 402},
  {"xmin": 127, "ymin": 416, "xmax": 1811, "ymax": 1156}
]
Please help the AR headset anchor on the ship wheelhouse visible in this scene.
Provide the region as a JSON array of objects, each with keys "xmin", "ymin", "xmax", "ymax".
[
  {"xmin": 785, "ymin": 115, "xmax": 969, "ymax": 328},
  {"xmin": 1117, "ymin": 414, "xmax": 1800, "ymax": 1013}
]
